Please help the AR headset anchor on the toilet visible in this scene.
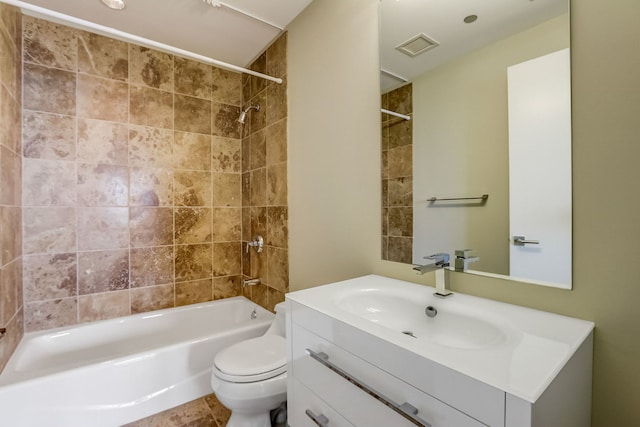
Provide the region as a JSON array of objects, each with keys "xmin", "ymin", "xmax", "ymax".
[{"xmin": 211, "ymin": 302, "xmax": 287, "ymax": 427}]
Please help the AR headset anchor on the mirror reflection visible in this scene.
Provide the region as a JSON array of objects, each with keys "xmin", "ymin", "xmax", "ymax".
[{"xmin": 380, "ymin": 0, "xmax": 572, "ymax": 289}]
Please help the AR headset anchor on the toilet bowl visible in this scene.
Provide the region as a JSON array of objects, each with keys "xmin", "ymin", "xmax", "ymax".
[{"xmin": 211, "ymin": 303, "xmax": 287, "ymax": 427}]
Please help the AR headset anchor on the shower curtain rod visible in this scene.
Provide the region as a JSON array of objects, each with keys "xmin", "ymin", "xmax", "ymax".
[
  {"xmin": 2, "ymin": 0, "xmax": 283, "ymax": 84},
  {"xmin": 381, "ymin": 108, "xmax": 411, "ymax": 121}
]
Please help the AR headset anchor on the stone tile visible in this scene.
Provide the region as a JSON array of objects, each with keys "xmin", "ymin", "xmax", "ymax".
[
  {"xmin": 130, "ymin": 284, "xmax": 174, "ymax": 314},
  {"xmin": 212, "ymin": 242, "xmax": 241, "ymax": 277},
  {"xmin": 129, "ymin": 167, "xmax": 173, "ymax": 206},
  {"xmin": 267, "ymin": 75, "xmax": 287, "ymax": 126},
  {"xmin": 129, "ymin": 207, "xmax": 174, "ymax": 248},
  {"xmin": 174, "ymin": 132, "xmax": 211, "ymax": 171},
  {"xmin": 124, "ymin": 397, "xmax": 214, "ymax": 427},
  {"xmin": 266, "ymin": 286, "xmax": 286, "ymax": 311},
  {"xmin": 266, "ymin": 32, "xmax": 287, "ymax": 79},
  {"xmin": 175, "ymin": 94, "xmax": 211, "ymax": 134},
  {"xmin": 212, "ymin": 136, "xmax": 241, "ymax": 173},
  {"xmin": 266, "ymin": 206, "xmax": 288, "ymax": 248},
  {"xmin": 22, "ymin": 111, "xmax": 76, "ymax": 161},
  {"xmin": 388, "ymin": 118, "xmax": 412, "ymax": 149},
  {"xmin": 212, "ymin": 208, "xmax": 241, "ymax": 242},
  {"xmin": 388, "ymin": 83, "xmax": 412, "ymax": 115},
  {"xmin": 249, "ymin": 245, "xmax": 266, "ymax": 282},
  {"xmin": 23, "ymin": 158, "xmax": 76, "ymax": 207},
  {"xmin": 77, "ymin": 31, "xmax": 128, "ymax": 81},
  {"xmin": 267, "ymin": 163, "xmax": 287, "ymax": 206},
  {"xmin": 77, "ymin": 207, "xmax": 129, "ymax": 250},
  {"xmin": 267, "ymin": 247, "xmax": 288, "ymax": 292},
  {"xmin": 77, "ymin": 74, "xmax": 129, "ymax": 122},
  {"xmin": 381, "ymin": 149, "xmax": 388, "ymax": 179},
  {"xmin": 23, "ymin": 63, "xmax": 76, "ymax": 116},
  {"xmin": 382, "ymin": 179, "xmax": 389, "ymax": 208},
  {"xmin": 241, "ymin": 136, "xmax": 250, "ymax": 173},
  {"xmin": 266, "ymin": 118, "xmax": 287, "ymax": 166},
  {"xmin": 388, "ymin": 207, "xmax": 413, "ymax": 237},
  {"xmin": 77, "ymin": 249, "xmax": 129, "ymax": 295},
  {"xmin": 250, "ymin": 283, "xmax": 269, "ymax": 309},
  {"xmin": 130, "ymin": 246, "xmax": 174, "ymax": 288},
  {"xmin": 0, "ymin": 145, "xmax": 20, "ymax": 206},
  {"xmin": 78, "ymin": 290, "xmax": 130, "ymax": 323},
  {"xmin": 250, "ymin": 206, "xmax": 267, "ymax": 242},
  {"xmin": 0, "ymin": 306, "xmax": 23, "ymax": 373},
  {"xmin": 174, "ymin": 171, "xmax": 212, "ymax": 207},
  {"xmin": 249, "ymin": 52, "xmax": 267, "ymax": 99},
  {"xmin": 77, "ymin": 118, "xmax": 129, "ymax": 165},
  {"xmin": 249, "ymin": 129, "xmax": 266, "ymax": 170},
  {"xmin": 22, "ymin": 254, "xmax": 75, "ymax": 304},
  {"xmin": 387, "ymin": 236, "xmax": 413, "ymax": 264},
  {"xmin": 241, "ymin": 207, "xmax": 251, "ymax": 242},
  {"xmin": 241, "ymin": 172, "xmax": 250, "ymax": 207},
  {"xmin": 23, "ymin": 16, "xmax": 77, "ymax": 70},
  {"xmin": 213, "ymin": 275, "xmax": 241, "ymax": 300},
  {"xmin": 1, "ymin": 206, "xmax": 21, "ymax": 264},
  {"xmin": 248, "ymin": 91, "xmax": 267, "ymax": 134},
  {"xmin": 250, "ymin": 168, "xmax": 266, "ymax": 207},
  {"xmin": 129, "ymin": 86, "xmax": 174, "ymax": 129},
  {"xmin": 0, "ymin": 258, "xmax": 21, "ymax": 325},
  {"xmin": 0, "ymin": 26, "xmax": 18, "ymax": 98},
  {"xmin": 211, "ymin": 66, "xmax": 242, "ymax": 106},
  {"xmin": 204, "ymin": 393, "xmax": 231, "ymax": 426},
  {"xmin": 24, "ymin": 297, "xmax": 78, "ymax": 332},
  {"xmin": 0, "ymin": 85, "xmax": 21, "ymax": 153},
  {"xmin": 213, "ymin": 173, "xmax": 241, "ymax": 207},
  {"xmin": 174, "ymin": 244, "xmax": 212, "ymax": 282},
  {"xmin": 176, "ymin": 279, "xmax": 213, "ymax": 307},
  {"xmin": 128, "ymin": 125, "xmax": 173, "ymax": 168},
  {"xmin": 23, "ymin": 207, "xmax": 76, "ymax": 255},
  {"xmin": 175, "ymin": 207, "xmax": 212, "ymax": 244},
  {"xmin": 175, "ymin": 57, "xmax": 211, "ymax": 99},
  {"xmin": 129, "ymin": 46, "xmax": 173, "ymax": 91},
  {"xmin": 77, "ymin": 163, "xmax": 129, "ymax": 207},
  {"xmin": 388, "ymin": 177, "xmax": 413, "ymax": 206},
  {"xmin": 387, "ymin": 145, "xmax": 412, "ymax": 179},
  {"xmin": 212, "ymin": 102, "xmax": 241, "ymax": 139}
]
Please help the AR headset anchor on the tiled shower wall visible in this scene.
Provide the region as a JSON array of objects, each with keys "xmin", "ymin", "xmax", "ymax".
[
  {"xmin": 381, "ymin": 83, "xmax": 413, "ymax": 263},
  {"xmin": 0, "ymin": 4, "xmax": 23, "ymax": 372},
  {"xmin": 20, "ymin": 15, "xmax": 288, "ymax": 334}
]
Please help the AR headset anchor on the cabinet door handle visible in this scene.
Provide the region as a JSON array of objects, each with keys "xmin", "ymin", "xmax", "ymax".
[
  {"xmin": 305, "ymin": 409, "xmax": 330, "ymax": 426},
  {"xmin": 306, "ymin": 348, "xmax": 432, "ymax": 427}
]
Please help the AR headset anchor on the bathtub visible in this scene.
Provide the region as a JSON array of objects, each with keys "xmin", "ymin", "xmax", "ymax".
[{"xmin": 0, "ymin": 296, "xmax": 273, "ymax": 426}]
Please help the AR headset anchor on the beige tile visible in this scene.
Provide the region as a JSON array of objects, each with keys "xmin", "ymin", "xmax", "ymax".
[
  {"xmin": 213, "ymin": 242, "xmax": 241, "ymax": 277},
  {"xmin": 173, "ymin": 132, "xmax": 211, "ymax": 171},
  {"xmin": 265, "ymin": 118, "xmax": 287, "ymax": 166},
  {"xmin": 267, "ymin": 247, "xmax": 288, "ymax": 292},
  {"xmin": 0, "ymin": 145, "xmax": 20, "ymax": 206},
  {"xmin": 241, "ymin": 172, "xmax": 250, "ymax": 207},
  {"xmin": 23, "ymin": 207, "xmax": 76, "ymax": 255},
  {"xmin": 77, "ymin": 249, "xmax": 129, "ymax": 295},
  {"xmin": 174, "ymin": 171, "xmax": 212, "ymax": 207},
  {"xmin": 175, "ymin": 243, "xmax": 212, "ymax": 282},
  {"xmin": 77, "ymin": 163, "xmax": 129, "ymax": 207},
  {"xmin": 266, "ymin": 163, "xmax": 287, "ymax": 206},
  {"xmin": 124, "ymin": 397, "xmax": 214, "ymax": 427},
  {"xmin": 129, "ymin": 46, "xmax": 173, "ymax": 91},
  {"xmin": 213, "ymin": 173, "xmax": 241, "ymax": 207},
  {"xmin": 266, "ymin": 32, "xmax": 287, "ymax": 79},
  {"xmin": 249, "ymin": 52, "xmax": 267, "ymax": 99},
  {"xmin": 266, "ymin": 206, "xmax": 288, "ymax": 248},
  {"xmin": 175, "ymin": 207, "xmax": 212, "ymax": 244},
  {"xmin": 388, "ymin": 177, "xmax": 413, "ymax": 207},
  {"xmin": 24, "ymin": 297, "xmax": 78, "ymax": 332},
  {"xmin": 248, "ymin": 91, "xmax": 267, "ymax": 134},
  {"xmin": 211, "ymin": 66, "xmax": 242, "ymax": 106},
  {"xmin": 23, "ymin": 63, "xmax": 76, "ymax": 116},
  {"xmin": 0, "ymin": 206, "xmax": 21, "ymax": 265},
  {"xmin": 131, "ymin": 284, "xmax": 174, "ymax": 314},
  {"xmin": 77, "ymin": 207, "xmax": 129, "ymax": 250},
  {"xmin": 249, "ymin": 129, "xmax": 266, "ymax": 170},
  {"xmin": 0, "ymin": 258, "xmax": 21, "ymax": 325},
  {"xmin": 79, "ymin": 290, "xmax": 130, "ymax": 323},
  {"xmin": 176, "ymin": 279, "xmax": 213, "ymax": 307},
  {"xmin": 212, "ymin": 102, "xmax": 241, "ymax": 139},
  {"xmin": 250, "ymin": 206, "xmax": 267, "ymax": 242},
  {"xmin": 175, "ymin": 57, "xmax": 211, "ymax": 99},
  {"xmin": 0, "ymin": 85, "xmax": 21, "ymax": 154},
  {"xmin": 0, "ymin": 307, "xmax": 23, "ymax": 373},
  {"xmin": 77, "ymin": 31, "xmax": 128, "ymax": 81},
  {"xmin": 22, "ymin": 111, "xmax": 76, "ymax": 161},
  {"xmin": 388, "ymin": 83, "xmax": 412, "ymax": 115},
  {"xmin": 212, "ymin": 136, "xmax": 241, "ymax": 173},
  {"xmin": 212, "ymin": 208, "xmax": 241, "ymax": 242},
  {"xmin": 129, "ymin": 85, "xmax": 174, "ymax": 129},
  {"xmin": 388, "ymin": 118, "xmax": 412, "ymax": 149},
  {"xmin": 23, "ymin": 158, "xmax": 76, "ymax": 207},
  {"xmin": 129, "ymin": 167, "xmax": 173, "ymax": 206},
  {"xmin": 267, "ymin": 75, "xmax": 287, "ymax": 125},
  {"xmin": 77, "ymin": 118, "xmax": 129, "ymax": 165},
  {"xmin": 387, "ymin": 145, "xmax": 412, "ymax": 179},
  {"xmin": 213, "ymin": 275, "xmax": 241, "ymax": 300},
  {"xmin": 388, "ymin": 207, "xmax": 413, "ymax": 237},
  {"xmin": 128, "ymin": 125, "xmax": 173, "ymax": 168},
  {"xmin": 387, "ymin": 236, "xmax": 413, "ymax": 264},
  {"xmin": 130, "ymin": 246, "xmax": 174, "ymax": 288},
  {"xmin": 23, "ymin": 16, "xmax": 77, "ymax": 70},
  {"xmin": 129, "ymin": 207, "xmax": 174, "ymax": 248},
  {"xmin": 250, "ymin": 168, "xmax": 266, "ymax": 206},
  {"xmin": 77, "ymin": 74, "xmax": 129, "ymax": 122},
  {"xmin": 175, "ymin": 94, "xmax": 211, "ymax": 135}
]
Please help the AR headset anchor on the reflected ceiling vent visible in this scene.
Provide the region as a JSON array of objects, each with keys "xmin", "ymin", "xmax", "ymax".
[{"xmin": 395, "ymin": 33, "xmax": 439, "ymax": 57}]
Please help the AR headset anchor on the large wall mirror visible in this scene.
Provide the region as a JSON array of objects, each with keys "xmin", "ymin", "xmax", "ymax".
[{"xmin": 380, "ymin": 0, "xmax": 572, "ymax": 289}]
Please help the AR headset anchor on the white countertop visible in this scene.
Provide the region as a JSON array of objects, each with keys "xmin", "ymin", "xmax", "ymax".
[{"xmin": 286, "ymin": 274, "xmax": 594, "ymax": 403}]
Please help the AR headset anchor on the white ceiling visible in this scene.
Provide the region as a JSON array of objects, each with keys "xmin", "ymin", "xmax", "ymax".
[
  {"xmin": 13, "ymin": 0, "xmax": 312, "ymax": 68},
  {"xmin": 380, "ymin": 0, "xmax": 568, "ymax": 92}
]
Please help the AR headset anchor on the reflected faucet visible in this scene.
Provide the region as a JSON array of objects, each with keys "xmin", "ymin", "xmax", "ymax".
[
  {"xmin": 454, "ymin": 249, "xmax": 479, "ymax": 272},
  {"xmin": 413, "ymin": 253, "xmax": 453, "ymax": 298}
]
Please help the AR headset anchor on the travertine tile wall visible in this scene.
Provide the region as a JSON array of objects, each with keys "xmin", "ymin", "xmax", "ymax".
[
  {"xmin": 20, "ymin": 16, "xmax": 288, "ymax": 333},
  {"xmin": 240, "ymin": 34, "xmax": 289, "ymax": 310},
  {"xmin": 0, "ymin": 3, "xmax": 23, "ymax": 372},
  {"xmin": 381, "ymin": 83, "xmax": 413, "ymax": 263}
]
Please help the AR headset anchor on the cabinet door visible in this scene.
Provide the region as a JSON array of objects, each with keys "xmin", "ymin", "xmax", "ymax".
[
  {"xmin": 292, "ymin": 324, "xmax": 487, "ymax": 427},
  {"xmin": 289, "ymin": 378, "xmax": 355, "ymax": 427}
]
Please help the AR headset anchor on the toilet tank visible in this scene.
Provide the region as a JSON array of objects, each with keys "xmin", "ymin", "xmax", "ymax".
[{"xmin": 264, "ymin": 302, "xmax": 286, "ymax": 337}]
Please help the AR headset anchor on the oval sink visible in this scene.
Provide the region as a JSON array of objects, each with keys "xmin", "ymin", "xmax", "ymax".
[{"xmin": 336, "ymin": 290, "xmax": 507, "ymax": 350}]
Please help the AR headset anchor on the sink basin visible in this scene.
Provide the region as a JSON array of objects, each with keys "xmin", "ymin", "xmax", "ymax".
[{"xmin": 336, "ymin": 291, "xmax": 508, "ymax": 349}]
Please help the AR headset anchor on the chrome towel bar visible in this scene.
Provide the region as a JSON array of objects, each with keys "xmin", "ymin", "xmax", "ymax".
[
  {"xmin": 427, "ymin": 194, "xmax": 489, "ymax": 203},
  {"xmin": 306, "ymin": 348, "xmax": 432, "ymax": 427}
]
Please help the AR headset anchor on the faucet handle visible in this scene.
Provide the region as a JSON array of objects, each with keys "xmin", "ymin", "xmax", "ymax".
[
  {"xmin": 424, "ymin": 253, "xmax": 450, "ymax": 264},
  {"xmin": 454, "ymin": 249, "xmax": 474, "ymax": 258}
]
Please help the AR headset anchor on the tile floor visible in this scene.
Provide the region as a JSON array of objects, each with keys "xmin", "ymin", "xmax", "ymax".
[{"xmin": 123, "ymin": 393, "xmax": 230, "ymax": 427}]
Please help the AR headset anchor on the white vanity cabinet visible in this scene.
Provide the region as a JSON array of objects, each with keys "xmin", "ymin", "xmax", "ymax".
[{"xmin": 286, "ymin": 276, "xmax": 594, "ymax": 427}]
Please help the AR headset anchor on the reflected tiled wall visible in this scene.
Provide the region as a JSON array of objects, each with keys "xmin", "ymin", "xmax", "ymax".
[
  {"xmin": 20, "ymin": 16, "xmax": 287, "ymax": 332},
  {"xmin": 381, "ymin": 83, "xmax": 413, "ymax": 263},
  {"xmin": 0, "ymin": 3, "xmax": 23, "ymax": 372},
  {"xmin": 241, "ymin": 34, "xmax": 289, "ymax": 310}
]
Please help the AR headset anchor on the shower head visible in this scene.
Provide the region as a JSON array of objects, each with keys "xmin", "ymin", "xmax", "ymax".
[{"xmin": 238, "ymin": 104, "xmax": 260, "ymax": 124}]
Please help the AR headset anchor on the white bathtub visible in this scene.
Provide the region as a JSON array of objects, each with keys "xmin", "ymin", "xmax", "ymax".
[{"xmin": 0, "ymin": 296, "xmax": 273, "ymax": 426}]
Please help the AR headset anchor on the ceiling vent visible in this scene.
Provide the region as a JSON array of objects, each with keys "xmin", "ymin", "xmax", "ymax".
[{"xmin": 395, "ymin": 33, "xmax": 439, "ymax": 57}]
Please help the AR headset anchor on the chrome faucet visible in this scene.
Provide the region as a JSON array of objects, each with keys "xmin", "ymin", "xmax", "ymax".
[
  {"xmin": 454, "ymin": 249, "xmax": 479, "ymax": 272},
  {"xmin": 413, "ymin": 253, "xmax": 453, "ymax": 298}
]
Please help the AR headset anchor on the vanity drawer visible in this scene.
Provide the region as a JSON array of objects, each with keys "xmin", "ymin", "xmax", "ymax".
[
  {"xmin": 289, "ymin": 301, "xmax": 505, "ymax": 426},
  {"xmin": 289, "ymin": 378, "xmax": 355, "ymax": 427},
  {"xmin": 291, "ymin": 323, "xmax": 487, "ymax": 427}
]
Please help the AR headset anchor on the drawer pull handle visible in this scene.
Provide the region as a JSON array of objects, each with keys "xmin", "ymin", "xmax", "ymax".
[
  {"xmin": 305, "ymin": 409, "xmax": 330, "ymax": 426},
  {"xmin": 306, "ymin": 349, "xmax": 432, "ymax": 427}
]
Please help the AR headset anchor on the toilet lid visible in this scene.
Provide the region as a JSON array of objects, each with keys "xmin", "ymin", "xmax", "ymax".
[{"xmin": 215, "ymin": 335, "xmax": 286, "ymax": 377}]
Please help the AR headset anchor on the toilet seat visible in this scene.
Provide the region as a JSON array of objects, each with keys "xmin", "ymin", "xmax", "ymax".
[{"xmin": 214, "ymin": 335, "xmax": 286, "ymax": 383}]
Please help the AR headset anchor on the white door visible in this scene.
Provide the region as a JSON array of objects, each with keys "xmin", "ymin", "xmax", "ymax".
[{"xmin": 507, "ymin": 48, "xmax": 572, "ymax": 288}]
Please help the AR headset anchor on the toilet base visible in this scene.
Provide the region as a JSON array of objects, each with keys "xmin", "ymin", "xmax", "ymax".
[{"xmin": 226, "ymin": 411, "xmax": 271, "ymax": 427}]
